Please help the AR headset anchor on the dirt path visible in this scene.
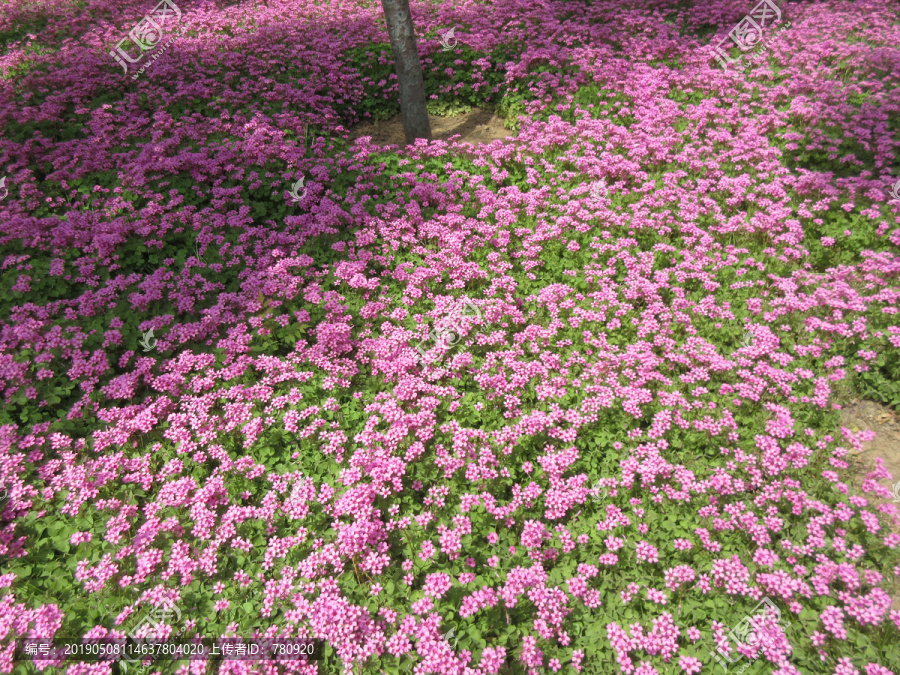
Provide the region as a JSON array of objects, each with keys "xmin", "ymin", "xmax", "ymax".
[
  {"xmin": 842, "ymin": 399, "xmax": 900, "ymax": 609},
  {"xmin": 843, "ymin": 399, "xmax": 900, "ymax": 495},
  {"xmin": 344, "ymin": 108, "xmax": 515, "ymax": 147}
]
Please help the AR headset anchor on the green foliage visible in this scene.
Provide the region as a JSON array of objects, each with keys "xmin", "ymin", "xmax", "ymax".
[
  {"xmin": 420, "ymin": 42, "xmax": 508, "ymax": 116},
  {"xmin": 571, "ymin": 84, "xmax": 635, "ymax": 124},
  {"xmin": 3, "ymin": 11, "xmax": 900, "ymax": 675},
  {"xmin": 857, "ymin": 332, "xmax": 900, "ymax": 409},
  {"xmin": 0, "ymin": 13, "xmax": 50, "ymax": 57},
  {"xmin": 342, "ymin": 43, "xmax": 403, "ymax": 123}
]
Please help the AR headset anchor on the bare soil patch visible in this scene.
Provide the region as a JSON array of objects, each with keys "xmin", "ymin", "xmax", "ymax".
[
  {"xmin": 842, "ymin": 399, "xmax": 900, "ymax": 609},
  {"xmin": 843, "ymin": 399, "xmax": 900, "ymax": 492},
  {"xmin": 344, "ymin": 108, "xmax": 516, "ymax": 148}
]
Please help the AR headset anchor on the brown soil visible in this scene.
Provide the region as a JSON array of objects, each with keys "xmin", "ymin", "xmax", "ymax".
[
  {"xmin": 841, "ymin": 399, "xmax": 900, "ymax": 609},
  {"xmin": 344, "ymin": 108, "xmax": 516, "ymax": 148},
  {"xmin": 843, "ymin": 399, "xmax": 900, "ymax": 496}
]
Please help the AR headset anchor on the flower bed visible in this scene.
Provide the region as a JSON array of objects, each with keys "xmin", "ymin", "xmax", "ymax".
[{"xmin": 1, "ymin": 0, "xmax": 900, "ymax": 673}]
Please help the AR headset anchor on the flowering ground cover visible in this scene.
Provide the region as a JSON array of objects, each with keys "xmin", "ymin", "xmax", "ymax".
[{"xmin": 1, "ymin": 0, "xmax": 900, "ymax": 673}]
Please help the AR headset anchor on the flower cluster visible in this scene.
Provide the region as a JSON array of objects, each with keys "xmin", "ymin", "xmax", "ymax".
[{"xmin": 1, "ymin": 0, "xmax": 900, "ymax": 673}]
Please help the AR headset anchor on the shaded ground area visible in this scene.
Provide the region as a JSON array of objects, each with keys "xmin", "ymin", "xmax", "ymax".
[{"xmin": 344, "ymin": 108, "xmax": 515, "ymax": 147}]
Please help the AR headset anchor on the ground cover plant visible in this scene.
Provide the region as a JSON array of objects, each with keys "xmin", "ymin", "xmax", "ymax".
[{"xmin": 1, "ymin": 0, "xmax": 900, "ymax": 673}]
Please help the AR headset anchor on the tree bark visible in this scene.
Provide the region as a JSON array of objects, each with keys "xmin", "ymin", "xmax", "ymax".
[{"xmin": 379, "ymin": 0, "xmax": 432, "ymax": 145}]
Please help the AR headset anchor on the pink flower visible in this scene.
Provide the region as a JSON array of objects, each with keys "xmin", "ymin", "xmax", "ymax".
[
  {"xmin": 411, "ymin": 597, "xmax": 433, "ymax": 614},
  {"xmin": 645, "ymin": 587, "xmax": 668, "ymax": 604},
  {"xmin": 833, "ymin": 658, "xmax": 860, "ymax": 675},
  {"xmin": 479, "ymin": 646, "xmax": 506, "ymax": 674},
  {"xmin": 572, "ymin": 650, "xmax": 584, "ymax": 672},
  {"xmin": 422, "ymin": 573, "xmax": 452, "ymax": 598},
  {"xmin": 521, "ymin": 520, "xmax": 550, "ymax": 549},
  {"xmin": 679, "ymin": 656, "xmax": 702, "ymax": 674},
  {"xmin": 821, "ymin": 606, "xmax": 847, "ymax": 639},
  {"xmin": 420, "ymin": 540, "xmax": 436, "ymax": 560},
  {"xmin": 635, "ymin": 541, "xmax": 660, "ymax": 563},
  {"xmin": 70, "ymin": 532, "xmax": 92, "ymax": 545}
]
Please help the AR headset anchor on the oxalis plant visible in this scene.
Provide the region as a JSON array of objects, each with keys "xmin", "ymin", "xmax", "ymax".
[{"xmin": 1, "ymin": 0, "xmax": 900, "ymax": 674}]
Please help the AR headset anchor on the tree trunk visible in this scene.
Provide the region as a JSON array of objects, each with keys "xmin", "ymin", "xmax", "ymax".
[{"xmin": 379, "ymin": 0, "xmax": 432, "ymax": 145}]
